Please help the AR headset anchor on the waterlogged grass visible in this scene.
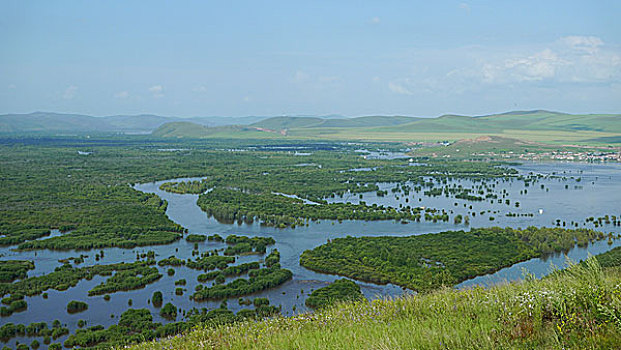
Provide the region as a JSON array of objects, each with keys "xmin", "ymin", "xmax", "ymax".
[{"xmin": 128, "ymin": 259, "xmax": 621, "ymax": 350}]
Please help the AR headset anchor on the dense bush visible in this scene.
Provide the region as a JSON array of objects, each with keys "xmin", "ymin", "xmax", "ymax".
[
  {"xmin": 66, "ymin": 300, "xmax": 89, "ymax": 314},
  {"xmin": 160, "ymin": 303, "xmax": 178, "ymax": 320},
  {"xmin": 151, "ymin": 291, "xmax": 163, "ymax": 308},
  {"xmin": 0, "ymin": 260, "xmax": 35, "ymax": 282}
]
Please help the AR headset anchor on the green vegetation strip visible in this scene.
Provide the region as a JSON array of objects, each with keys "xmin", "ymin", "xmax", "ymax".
[
  {"xmin": 300, "ymin": 227, "xmax": 604, "ymax": 291},
  {"xmin": 0, "ymin": 260, "xmax": 34, "ymax": 283},
  {"xmin": 192, "ymin": 267, "xmax": 293, "ymax": 301},
  {"xmin": 0, "ymin": 261, "xmax": 159, "ymax": 298},
  {"xmin": 0, "ymin": 321, "xmax": 69, "ymax": 342},
  {"xmin": 198, "ymin": 188, "xmax": 424, "ymax": 228}
]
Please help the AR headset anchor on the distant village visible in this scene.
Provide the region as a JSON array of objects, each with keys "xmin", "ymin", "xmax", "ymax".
[{"xmin": 466, "ymin": 149, "xmax": 621, "ymax": 162}]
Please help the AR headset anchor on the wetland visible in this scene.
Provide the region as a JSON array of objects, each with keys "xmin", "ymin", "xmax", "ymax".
[{"xmin": 1, "ymin": 139, "xmax": 620, "ymax": 348}]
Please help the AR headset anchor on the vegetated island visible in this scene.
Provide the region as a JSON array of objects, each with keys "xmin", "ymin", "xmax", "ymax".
[
  {"xmin": 300, "ymin": 226, "xmax": 604, "ymax": 291},
  {"xmin": 305, "ymin": 279, "xmax": 364, "ymax": 309},
  {"xmin": 0, "ymin": 261, "xmax": 161, "ymax": 298}
]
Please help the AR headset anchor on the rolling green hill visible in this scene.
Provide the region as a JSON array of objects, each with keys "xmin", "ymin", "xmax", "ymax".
[
  {"xmin": 152, "ymin": 111, "xmax": 621, "ymax": 145},
  {"xmin": 373, "ymin": 110, "xmax": 621, "ymax": 134},
  {"xmin": 251, "ymin": 115, "xmax": 418, "ymax": 129}
]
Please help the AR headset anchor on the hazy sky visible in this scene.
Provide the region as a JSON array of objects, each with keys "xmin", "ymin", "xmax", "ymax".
[{"xmin": 1, "ymin": 1, "xmax": 620, "ymax": 117}]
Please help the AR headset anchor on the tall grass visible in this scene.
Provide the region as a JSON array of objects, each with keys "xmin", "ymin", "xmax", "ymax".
[{"xmin": 128, "ymin": 259, "xmax": 621, "ymax": 349}]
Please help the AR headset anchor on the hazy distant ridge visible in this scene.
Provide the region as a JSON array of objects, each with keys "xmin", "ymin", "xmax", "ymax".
[{"xmin": 0, "ymin": 112, "xmax": 270, "ymax": 134}]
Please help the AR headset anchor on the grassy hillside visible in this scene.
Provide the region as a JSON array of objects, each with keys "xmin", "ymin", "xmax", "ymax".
[
  {"xmin": 152, "ymin": 111, "xmax": 621, "ymax": 145},
  {"xmin": 129, "ymin": 258, "xmax": 621, "ymax": 350},
  {"xmin": 252, "ymin": 115, "xmax": 418, "ymax": 129},
  {"xmin": 374, "ymin": 111, "xmax": 621, "ymax": 134}
]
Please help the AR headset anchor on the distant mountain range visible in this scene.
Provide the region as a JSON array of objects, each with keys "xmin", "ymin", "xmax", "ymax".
[
  {"xmin": 2, "ymin": 111, "xmax": 620, "ymax": 145},
  {"xmin": 0, "ymin": 112, "xmax": 272, "ymax": 134}
]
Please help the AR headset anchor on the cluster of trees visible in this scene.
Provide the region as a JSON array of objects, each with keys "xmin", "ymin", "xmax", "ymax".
[
  {"xmin": 264, "ymin": 249, "xmax": 281, "ymax": 268},
  {"xmin": 208, "ymin": 234, "xmax": 224, "ymax": 242},
  {"xmin": 151, "ymin": 291, "xmax": 163, "ymax": 308},
  {"xmin": 88, "ymin": 263, "xmax": 161, "ymax": 296},
  {"xmin": 221, "ymin": 262, "xmax": 260, "ymax": 276},
  {"xmin": 305, "ymin": 279, "xmax": 364, "ymax": 309},
  {"xmin": 512, "ymin": 226, "xmax": 603, "ymax": 254},
  {"xmin": 300, "ymin": 227, "xmax": 606, "ymax": 292},
  {"xmin": 0, "ymin": 260, "xmax": 34, "ymax": 283},
  {"xmin": 160, "ymin": 303, "xmax": 177, "ymax": 320},
  {"xmin": 186, "ymin": 255, "xmax": 235, "ymax": 271},
  {"xmin": 0, "ymin": 320, "xmax": 69, "ymax": 343},
  {"xmin": 422, "ymin": 183, "xmax": 499, "ymax": 202},
  {"xmin": 224, "ymin": 235, "xmax": 275, "ymax": 255},
  {"xmin": 192, "ymin": 267, "xmax": 292, "ymax": 301},
  {"xmin": 0, "ymin": 261, "xmax": 157, "ymax": 298},
  {"xmin": 196, "ymin": 261, "xmax": 263, "ymax": 283},
  {"xmin": 1, "ymin": 294, "xmax": 27, "ymax": 316},
  {"xmin": 197, "ymin": 271, "xmax": 221, "ymax": 282},
  {"xmin": 18, "ymin": 228, "xmax": 182, "ymax": 251},
  {"xmin": 157, "ymin": 256, "xmax": 185, "ymax": 267},
  {"xmin": 185, "ymin": 234, "xmax": 207, "ymax": 242}
]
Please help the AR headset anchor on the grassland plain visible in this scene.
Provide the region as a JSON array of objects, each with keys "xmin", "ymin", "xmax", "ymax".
[{"xmin": 126, "ymin": 258, "xmax": 621, "ymax": 350}]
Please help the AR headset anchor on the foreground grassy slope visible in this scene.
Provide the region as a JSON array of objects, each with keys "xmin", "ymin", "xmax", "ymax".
[{"xmin": 129, "ymin": 259, "xmax": 621, "ymax": 350}]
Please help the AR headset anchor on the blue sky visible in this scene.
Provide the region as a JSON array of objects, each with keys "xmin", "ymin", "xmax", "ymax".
[{"xmin": 1, "ymin": 1, "xmax": 619, "ymax": 117}]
